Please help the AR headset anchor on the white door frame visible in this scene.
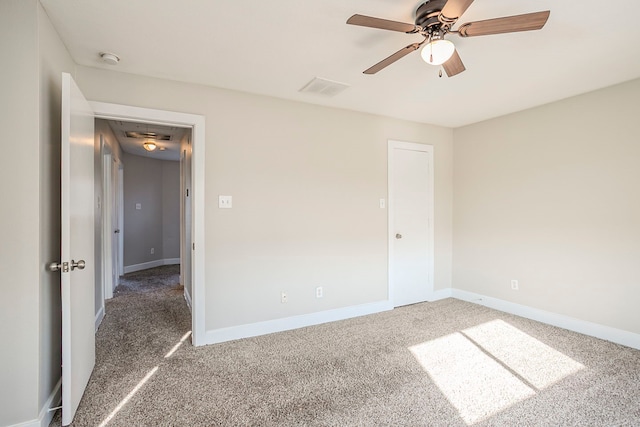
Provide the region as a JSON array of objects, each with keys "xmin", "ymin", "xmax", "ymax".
[
  {"xmin": 116, "ymin": 163, "xmax": 124, "ymax": 278},
  {"xmin": 101, "ymin": 140, "xmax": 114, "ymax": 301},
  {"xmin": 387, "ymin": 140, "xmax": 435, "ymax": 304},
  {"xmin": 100, "ymin": 144, "xmax": 122, "ymax": 302},
  {"xmin": 90, "ymin": 101, "xmax": 206, "ymax": 346},
  {"xmin": 180, "ymin": 147, "xmax": 193, "ymax": 309}
]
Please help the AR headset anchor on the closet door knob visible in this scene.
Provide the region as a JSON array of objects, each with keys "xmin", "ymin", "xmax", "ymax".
[{"xmin": 70, "ymin": 259, "xmax": 86, "ymax": 271}]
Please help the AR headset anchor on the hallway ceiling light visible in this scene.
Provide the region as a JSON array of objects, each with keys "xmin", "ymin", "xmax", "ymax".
[{"xmin": 143, "ymin": 140, "xmax": 157, "ymax": 151}]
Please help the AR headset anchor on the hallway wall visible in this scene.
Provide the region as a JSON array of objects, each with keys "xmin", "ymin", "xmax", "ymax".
[{"xmin": 122, "ymin": 152, "xmax": 180, "ymax": 272}]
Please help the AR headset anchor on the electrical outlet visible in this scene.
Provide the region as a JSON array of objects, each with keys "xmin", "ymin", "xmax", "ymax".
[
  {"xmin": 511, "ymin": 279, "xmax": 519, "ymax": 290},
  {"xmin": 150, "ymin": 248, "xmax": 154, "ymax": 255},
  {"xmin": 316, "ymin": 286, "xmax": 323, "ymax": 298},
  {"xmin": 281, "ymin": 292, "xmax": 288, "ymax": 303}
]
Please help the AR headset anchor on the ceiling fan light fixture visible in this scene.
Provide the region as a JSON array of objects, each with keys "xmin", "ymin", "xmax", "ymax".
[
  {"xmin": 143, "ymin": 140, "xmax": 157, "ymax": 152},
  {"xmin": 420, "ymin": 38, "xmax": 455, "ymax": 66}
]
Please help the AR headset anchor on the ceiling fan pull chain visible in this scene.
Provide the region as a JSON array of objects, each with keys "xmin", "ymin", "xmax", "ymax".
[
  {"xmin": 430, "ymin": 40, "xmax": 434, "ymax": 63},
  {"xmin": 439, "ymin": 69, "xmax": 443, "ymax": 78}
]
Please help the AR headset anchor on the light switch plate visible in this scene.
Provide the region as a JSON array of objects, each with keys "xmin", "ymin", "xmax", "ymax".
[
  {"xmin": 219, "ymin": 195, "xmax": 232, "ymax": 208},
  {"xmin": 135, "ymin": 203, "xmax": 141, "ymax": 210}
]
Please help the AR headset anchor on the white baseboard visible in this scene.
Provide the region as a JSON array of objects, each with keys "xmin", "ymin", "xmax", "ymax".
[
  {"xmin": 9, "ymin": 378, "xmax": 62, "ymax": 427},
  {"xmin": 40, "ymin": 378, "xmax": 62, "ymax": 427},
  {"xmin": 202, "ymin": 300, "xmax": 394, "ymax": 345},
  {"xmin": 95, "ymin": 305, "xmax": 105, "ymax": 332},
  {"xmin": 123, "ymin": 258, "xmax": 180, "ymax": 274},
  {"xmin": 451, "ymin": 289, "xmax": 640, "ymax": 350}
]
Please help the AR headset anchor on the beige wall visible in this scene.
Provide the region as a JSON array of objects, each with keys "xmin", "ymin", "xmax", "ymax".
[
  {"xmin": 122, "ymin": 152, "xmax": 180, "ymax": 267},
  {"xmin": 162, "ymin": 160, "xmax": 180, "ymax": 259},
  {"xmin": 75, "ymin": 66, "xmax": 454, "ymax": 331},
  {"xmin": 37, "ymin": 0, "xmax": 76, "ymax": 416},
  {"xmin": 0, "ymin": 1, "xmax": 40, "ymax": 423},
  {"xmin": 453, "ymin": 78, "xmax": 640, "ymax": 335},
  {"xmin": 0, "ymin": 1, "xmax": 75, "ymax": 425}
]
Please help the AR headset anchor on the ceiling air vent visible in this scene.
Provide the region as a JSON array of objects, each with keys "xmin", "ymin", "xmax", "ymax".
[
  {"xmin": 124, "ymin": 131, "xmax": 172, "ymax": 141},
  {"xmin": 300, "ymin": 77, "xmax": 349, "ymax": 97}
]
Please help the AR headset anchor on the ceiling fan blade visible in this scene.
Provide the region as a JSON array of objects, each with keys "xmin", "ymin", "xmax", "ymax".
[
  {"xmin": 457, "ymin": 10, "xmax": 550, "ymax": 37},
  {"xmin": 442, "ymin": 49, "xmax": 465, "ymax": 77},
  {"xmin": 440, "ymin": 0, "xmax": 475, "ymax": 21},
  {"xmin": 347, "ymin": 14, "xmax": 419, "ymax": 33},
  {"xmin": 363, "ymin": 43, "xmax": 421, "ymax": 74}
]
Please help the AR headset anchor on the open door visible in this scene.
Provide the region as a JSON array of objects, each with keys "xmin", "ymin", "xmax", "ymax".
[{"xmin": 60, "ymin": 72, "xmax": 95, "ymax": 425}]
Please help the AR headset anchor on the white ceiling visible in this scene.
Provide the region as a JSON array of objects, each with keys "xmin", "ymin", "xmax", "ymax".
[{"xmin": 41, "ymin": 0, "xmax": 640, "ymax": 128}]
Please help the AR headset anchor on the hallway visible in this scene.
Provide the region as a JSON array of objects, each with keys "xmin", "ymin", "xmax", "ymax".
[{"xmin": 51, "ymin": 265, "xmax": 190, "ymax": 426}]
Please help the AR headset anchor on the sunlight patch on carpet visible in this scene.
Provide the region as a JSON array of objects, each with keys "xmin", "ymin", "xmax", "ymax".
[
  {"xmin": 462, "ymin": 319, "xmax": 585, "ymax": 390},
  {"xmin": 409, "ymin": 320, "xmax": 584, "ymax": 425},
  {"xmin": 410, "ymin": 333, "xmax": 534, "ymax": 424},
  {"xmin": 165, "ymin": 330, "xmax": 192, "ymax": 358},
  {"xmin": 97, "ymin": 366, "xmax": 159, "ymax": 427}
]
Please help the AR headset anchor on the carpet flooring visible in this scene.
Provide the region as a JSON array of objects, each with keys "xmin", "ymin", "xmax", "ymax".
[{"xmin": 51, "ymin": 267, "xmax": 640, "ymax": 426}]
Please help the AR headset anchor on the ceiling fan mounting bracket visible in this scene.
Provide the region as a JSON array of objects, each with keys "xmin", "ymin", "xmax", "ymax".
[{"xmin": 415, "ymin": 0, "xmax": 454, "ymax": 37}]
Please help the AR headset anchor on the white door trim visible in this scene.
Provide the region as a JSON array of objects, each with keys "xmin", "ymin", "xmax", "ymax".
[
  {"xmin": 116, "ymin": 163, "xmax": 124, "ymax": 279},
  {"xmin": 387, "ymin": 140, "xmax": 435, "ymax": 304},
  {"xmin": 90, "ymin": 101, "xmax": 206, "ymax": 346},
  {"xmin": 101, "ymin": 141, "xmax": 113, "ymax": 302}
]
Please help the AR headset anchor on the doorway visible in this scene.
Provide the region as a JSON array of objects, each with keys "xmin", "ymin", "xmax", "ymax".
[
  {"xmin": 388, "ymin": 140, "xmax": 434, "ymax": 307},
  {"xmin": 91, "ymin": 102, "xmax": 205, "ymax": 345},
  {"xmin": 99, "ymin": 119, "xmax": 190, "ymax": 307},
  {"xmin": 100, "ymin": 139, "xmax": 123, "ymax": 302}
]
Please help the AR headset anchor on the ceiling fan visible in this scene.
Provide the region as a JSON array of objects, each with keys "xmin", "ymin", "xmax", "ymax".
[{"xmin": 347, "ymin": 0, "xmax": 550, "ymax": 77}]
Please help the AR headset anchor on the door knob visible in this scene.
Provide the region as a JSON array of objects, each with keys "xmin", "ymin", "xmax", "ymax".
[
  {"xmin": 48, "ymin": 261, "xmax": 68, "ymax": 272},
  {"xmin": 114, "ymin": 229, "xmax": 120, "ymax": 234},
  {"xmin": 396, "ymin": 233, "xmax": 402, "ymax": 239},
  {"xmin": 71, "ymin": 259, "xmax": 86, "ymax": 271}
]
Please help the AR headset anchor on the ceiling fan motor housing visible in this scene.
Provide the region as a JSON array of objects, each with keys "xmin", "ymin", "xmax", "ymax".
[{"xmin": 415, "ymin": 0, "xmax": 450, "ymax": 35}]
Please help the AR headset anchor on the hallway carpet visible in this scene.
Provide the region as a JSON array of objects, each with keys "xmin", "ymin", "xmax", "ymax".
[
  {"xmin": 115, "ymin": 264, "xmax": 182, "ymax": 295},
  {"xmin": 52, "ymin": 267, "xmax": 640, "ymax": 426}
]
